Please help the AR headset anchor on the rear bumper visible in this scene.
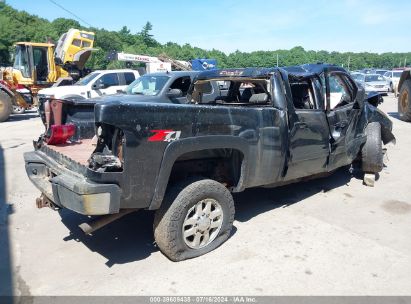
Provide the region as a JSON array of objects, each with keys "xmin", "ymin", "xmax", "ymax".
[{"xmin": 24, "ymin": 151, "xmax": 121, "ymax": 215}]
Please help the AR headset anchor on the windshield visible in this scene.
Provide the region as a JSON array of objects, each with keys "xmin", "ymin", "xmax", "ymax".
[
  {"xmin": 13, "ymin": 45, "xmax": 31, "ymax": 78},
  {"xmin": 393, "ymin": 71, "xmax": 403, "ymax": 78},
  {"xmin": 351, "ymin": 73, "xmax": 365, "ymax": 82},
  {"xmin": 75, "ymin": 72, "xmax": 100, "ymax": 85},
  {"xmin": 125, "ymin": 75, "xmax": 169, "ymax": 96},
  {"xmin": 365, "ymin": 75, "xmax": 384, "ymax": 82}
]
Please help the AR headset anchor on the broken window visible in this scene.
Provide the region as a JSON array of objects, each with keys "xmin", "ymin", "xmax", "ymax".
[
  {"xmin": 289, "ymin": 76, "xmax": 317, "ymax": 110},
  {"xmin": 328, "ymin": 74, "xmax": 353, "ymax": 109},
  {"xmin": 72, "ymin": 39, "xmax": 81, "ymax": 47},
  {"xmin": 170, "ymin": 76, "xmax": 192, "ymax": 96},
  {"xmin": 189, "ymin": 78, "xmax": 271, "ymax": 105}
]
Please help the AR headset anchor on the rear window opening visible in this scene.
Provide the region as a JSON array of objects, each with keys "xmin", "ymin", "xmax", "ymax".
[{"xmin": 189, "ymin": 78, "xmax": 271, "ymax": 106}]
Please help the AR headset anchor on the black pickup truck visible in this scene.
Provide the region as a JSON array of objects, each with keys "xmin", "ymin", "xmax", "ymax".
[{"xmin": 24, "ymin": 64, "xmax": 395, "ymax": 261}]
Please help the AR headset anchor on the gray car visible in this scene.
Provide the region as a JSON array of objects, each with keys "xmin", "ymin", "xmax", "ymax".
[
  {"xmin": 351, "ymin": 72, "xmax": 366, "ymax": 84},
  {"xmin": 125, "ymin": 71, "xmax": 201, "ymax": 103},
  {"xmin": 364, "ymin": 74, "xmax": 391, "ymax": 94}
]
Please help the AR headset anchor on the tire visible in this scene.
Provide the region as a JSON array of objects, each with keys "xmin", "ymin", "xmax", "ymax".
[
  {"xmin": 398, "ymin": 79, "xmax": 411, "ymax": 122},
  {"xmin": 12, "ymin": 105, "xmax": 26, "ymax": 114},
  {"xmin": 0, "ymin": 90, "xmax": 13, "ymax": 122},
  {"xmin": 154, "ymin": 178, "xmax": 235, "ymax": 262},
  {"xmin": 361, "ymin": 122, "xmax": 383, "ymax": 173}
]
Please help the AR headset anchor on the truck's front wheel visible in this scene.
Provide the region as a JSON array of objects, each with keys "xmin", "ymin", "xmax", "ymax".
[
  {"xmin": 0, "ymin": 91, "xmax": 13, "ymax": 122},
  {"xmin": 154, "ymin": 178, "xmax": 235, "ymax": 261},
  {"xmin": 361, "ymin": 122, "xmax": 383, "ymax": 174}
]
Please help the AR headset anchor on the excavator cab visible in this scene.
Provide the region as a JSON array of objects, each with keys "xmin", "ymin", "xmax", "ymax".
[
  {"xmin": 12, "ymin": 29, "xmax": 95, "ymax": 86},
  {"xmin": 12, "ymin": 42, "xmax": 54, "ymax": 85},
  {"xmin": 0, "ymin": 28, "xmax": 95, "ymax": 122},
  {"xmin": 54, "ymin": 29, "xmax": 95, "ymax": 79}
]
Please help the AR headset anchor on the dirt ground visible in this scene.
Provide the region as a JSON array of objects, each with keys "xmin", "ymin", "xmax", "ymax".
[{"xmin": 0, "ymin": 94, "xmax": 410, "ymax": 296}]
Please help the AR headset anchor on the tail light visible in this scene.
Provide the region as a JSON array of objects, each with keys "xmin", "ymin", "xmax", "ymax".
[
  {"xmin": 46, "ymin": 124, "xmax": 76, "ymax": 145},
  {"xmin": 43, "ymin": 99, "xmax": 72, "ymax": 145}
]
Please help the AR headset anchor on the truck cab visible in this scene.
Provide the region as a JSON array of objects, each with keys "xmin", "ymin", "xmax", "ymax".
[
  {"xmin": 38, "ymin": 69, "xmax": 140, "ymax": 101},
  {"xmin": 24, "ymin": 64, "xmax": 395, "ymax": 262}
]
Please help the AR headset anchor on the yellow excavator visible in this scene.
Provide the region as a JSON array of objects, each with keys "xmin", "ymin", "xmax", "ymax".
[{"xmin": 0, "ymin": 28, "xmax": 95, "ymax": 122}]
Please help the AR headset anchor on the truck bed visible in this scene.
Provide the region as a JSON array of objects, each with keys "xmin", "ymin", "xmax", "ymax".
[{"xmin": 45, "ymin": 139, "xmax": 95, "ymax": 166}]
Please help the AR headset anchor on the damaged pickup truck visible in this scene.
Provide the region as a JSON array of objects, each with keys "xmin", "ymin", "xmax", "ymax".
[{"xmin": 24, "ymin": 64, "xmax": 395, "ymax": 261}]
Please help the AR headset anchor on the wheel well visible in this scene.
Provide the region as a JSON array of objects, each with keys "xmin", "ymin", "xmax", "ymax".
[{"xmin": 169, "ymin": 148, "xmax": 244, "ymax": 189}]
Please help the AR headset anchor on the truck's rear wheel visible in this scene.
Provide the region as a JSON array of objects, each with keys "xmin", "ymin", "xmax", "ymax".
[
  {"xmin": 0, "ymin": 91, "xmax": 13, "ymax": 122},
  {"xmin": 361, "ymin": 122, "xmax": 383, "ymax": 174},
  {"xmin": 398, "ymin": 79, "xmax": 411, "ymax": 122},
  {"xmin": 154, "ymin": 178, "xmax": 235, "ymax": 261}
]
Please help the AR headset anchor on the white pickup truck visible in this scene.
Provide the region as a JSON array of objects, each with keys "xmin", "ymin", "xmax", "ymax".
[{"xmin": 38, "ymin": 69, "xmax": 140, "ymax": 101}]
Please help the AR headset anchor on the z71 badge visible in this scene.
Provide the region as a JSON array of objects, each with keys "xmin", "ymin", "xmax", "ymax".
[{"xmin": 148, "ymin": 130, "xmax": 182, "ymax": 142}]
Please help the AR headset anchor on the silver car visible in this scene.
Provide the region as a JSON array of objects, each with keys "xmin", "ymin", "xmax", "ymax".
[
  {"xmin": 350, "ymin": 72, "xmax": 366, "ymax": 84},
  {"xmin": 383, "ymin": 70, "xmax": 403, "ymax": 94},
  {"xmin": 364, "ymin": 74, "xmax": 391, "ymax": 94}
]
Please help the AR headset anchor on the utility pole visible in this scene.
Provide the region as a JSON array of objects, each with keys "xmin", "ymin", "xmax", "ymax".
[
  {"xmin": 276, "ymin": 54, "xmax": 279, "ymax": 67},
  {"xmin": 348, "ymin": 56, "xmax": 351, "ymax": 71},
  {"xmin": 405, "ymin": 58, "xmax": 407, "ymax": 67}
]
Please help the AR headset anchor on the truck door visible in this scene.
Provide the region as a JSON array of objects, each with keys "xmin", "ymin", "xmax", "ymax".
[
  {"xmin": 285, "ymin": 77, "xmax": 330, "ymax": 180},
  {"xmin": 324, "ymin": 71, "xmax": 359, "ymax": 170},
  {"xmin": 32, "ymin": 46, "xmax": 50, "ymax": 83}
]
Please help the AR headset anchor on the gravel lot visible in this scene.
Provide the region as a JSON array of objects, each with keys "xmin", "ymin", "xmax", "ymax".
[{"xmin": 1, "ymin": 94, "xmax": 411, "ymax": 296}]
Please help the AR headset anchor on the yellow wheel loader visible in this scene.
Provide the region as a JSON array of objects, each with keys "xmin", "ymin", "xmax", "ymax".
[{"xmin": 0, "ymin": 28, "xmax": 95, "ymax": 122}]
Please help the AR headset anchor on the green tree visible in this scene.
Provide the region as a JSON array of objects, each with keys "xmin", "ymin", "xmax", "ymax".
[
  {"xmin": 138, "ymin": 21, "xmax": 158, "ymax": 47},
  {"xmin": 52, "ymin": 18, "xmax": 81, "ymax": 37},
  {"xmin": 1, "ymin": 3, "xmax": 410, "ymax": 71}
]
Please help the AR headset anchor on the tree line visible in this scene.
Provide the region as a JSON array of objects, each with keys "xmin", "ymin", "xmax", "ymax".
[{"xmin": 0, "ymin": 2, "xmax": 409, "ymax": 71}]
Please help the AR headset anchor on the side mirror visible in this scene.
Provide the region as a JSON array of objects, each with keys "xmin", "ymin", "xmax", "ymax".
[
  {"xmin": 166, "ymin": 88, "xmax": 183, "ymax": 98},
  {"xmin": 92, "ymin": 83, "xmax": 107, "ymax": 90}
]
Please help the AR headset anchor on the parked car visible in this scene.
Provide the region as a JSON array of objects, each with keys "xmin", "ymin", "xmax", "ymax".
[
  {"xmin": 350, "ymin": 72, "xmax": 366, "ymax": 84},
  {"xmin": 124, "ymin": 71, "xmax": 202, "ymax": 104},
  {"xmin": 384, "ymin": 70, "xmax": 403, "ymax": 94},
  {"xmin": 24, "ymin": 64, "xmax": 395, "ymax": 261},
  {"xmin": 363, "ymin": 74, "xmax": 391, "ymax": 94},
  {"xmin": 375, "ymin": 69, "xmax": 389, "ymax": 76},
  {"xmin": 360, "ymin": 68, "xmax": 376, "ymax": 74},
  {"xmin": 38, "ymin": 69, "xmax": 140, "ymax": 102}
]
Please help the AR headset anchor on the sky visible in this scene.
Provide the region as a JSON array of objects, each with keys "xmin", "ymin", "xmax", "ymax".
[{"xmin": 6, "ymin": 0, "xmax": 411, "ymax": 54}]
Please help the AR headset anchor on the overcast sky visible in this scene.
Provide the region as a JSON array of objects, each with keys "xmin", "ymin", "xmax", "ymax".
[{"xmin": 7, "ymin": 0, "xmax": 411, "ymax": 54}]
